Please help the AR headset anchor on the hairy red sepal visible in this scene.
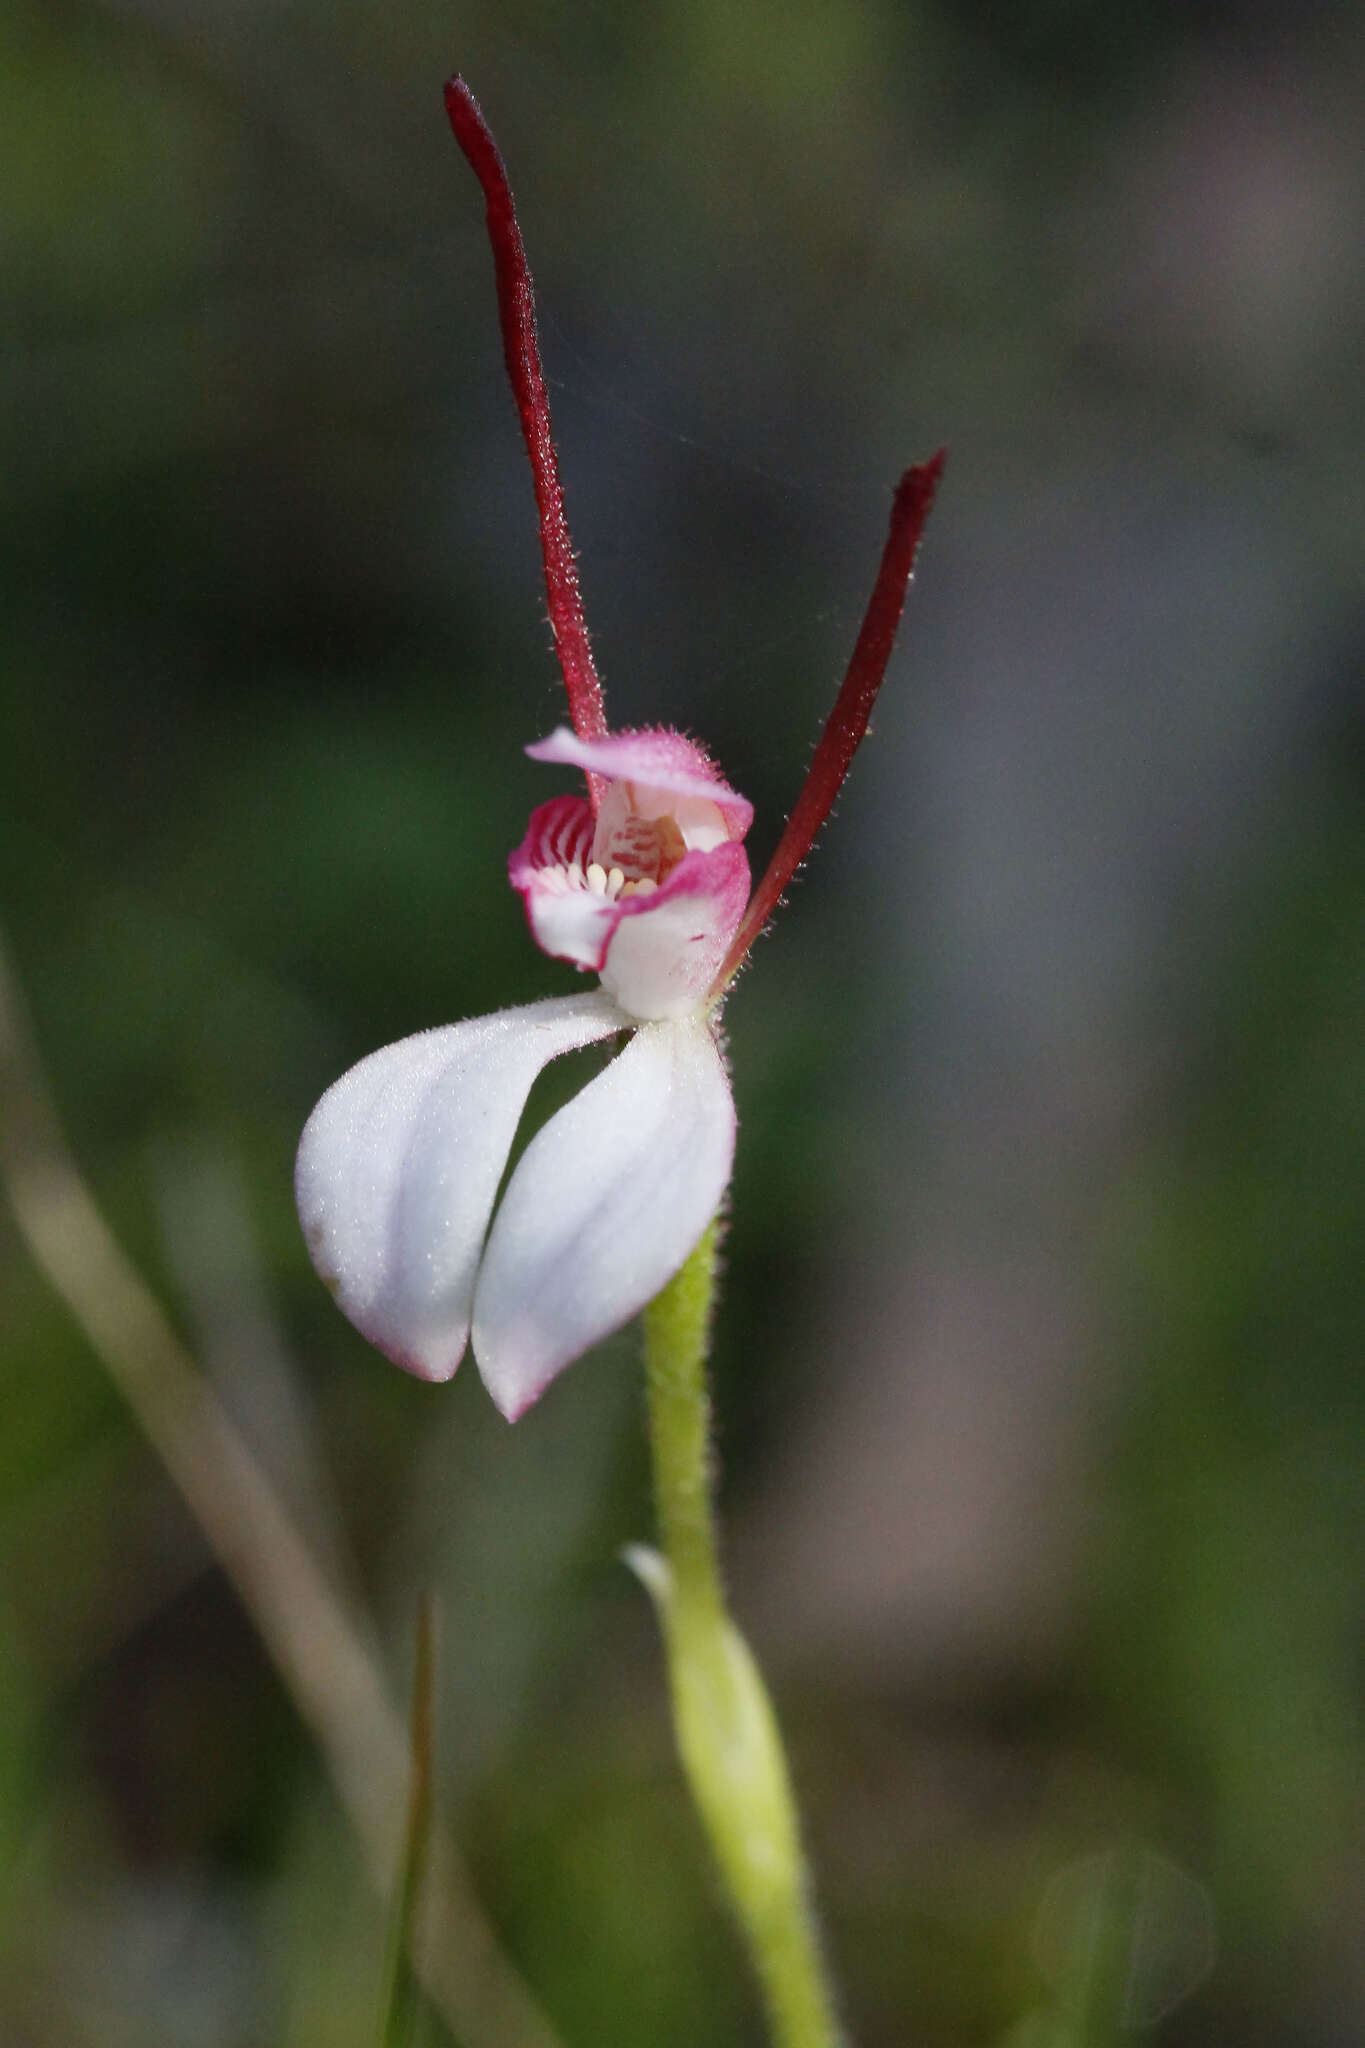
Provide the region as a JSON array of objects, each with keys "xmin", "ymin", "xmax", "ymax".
[
  {"xmin": 715, "ymin": 451, "xmax": 946, "ymax": 988},
  {"xmin": 444, "ymin": 77, "xmax": 609, "ymax": 762}
]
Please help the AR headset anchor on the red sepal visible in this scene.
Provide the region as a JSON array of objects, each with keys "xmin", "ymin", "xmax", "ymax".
[
  {"xmin": 445, "ymin": 78, "xmax": 609, "ymax": 763},
  {"xmin": 715, "ymin": 451, "xmax": 946, "ymax": 989}
]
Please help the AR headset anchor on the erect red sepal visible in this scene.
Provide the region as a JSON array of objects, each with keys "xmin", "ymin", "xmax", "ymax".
[
  {"xmin": 444, "ymin": 77, "xmax": 609, "ymax": 753},
  {"xmin": 714, "ymin": 450, "xmax": 946, "ymax": 990}
]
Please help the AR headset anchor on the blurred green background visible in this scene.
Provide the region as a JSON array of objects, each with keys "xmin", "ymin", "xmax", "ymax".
[{"xmin": 2, "ymin": 0, "xmax": 1364, "ymax": 2041}]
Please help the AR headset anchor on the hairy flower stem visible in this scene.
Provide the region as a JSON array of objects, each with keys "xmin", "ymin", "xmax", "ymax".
[{"xmin": 635, "ymin": 1222, "xmax": 845, "ymax": 2048}]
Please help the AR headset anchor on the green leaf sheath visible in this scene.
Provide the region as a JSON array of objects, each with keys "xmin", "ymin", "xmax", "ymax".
[{"xmin": 639, "ymin": 1222, "xmax": 846, "ymax": 2048}]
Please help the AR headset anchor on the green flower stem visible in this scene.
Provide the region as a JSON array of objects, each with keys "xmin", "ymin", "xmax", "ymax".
[{"xmin": 635, "ymin": 1219, "xmax": 845, "ymax": 2048}]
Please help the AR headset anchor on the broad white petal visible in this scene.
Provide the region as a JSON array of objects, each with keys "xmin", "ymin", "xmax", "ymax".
[
  {"xmin": 472, "ymin": 1015, "xmax": 736, "ymax": 1419},
  {"xmin": 295, "ymin": 990, "xmax": 628, "ymax": 1381}
]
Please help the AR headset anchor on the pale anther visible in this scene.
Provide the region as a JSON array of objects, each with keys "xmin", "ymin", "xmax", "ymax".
[{"xmin": 586, "ymin": 862, "xmax": 608, "ymax": 894}]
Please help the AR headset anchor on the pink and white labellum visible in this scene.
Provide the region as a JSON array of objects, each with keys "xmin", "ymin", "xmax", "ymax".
[{"xmin": 295, "ymin": 77, "xmax": 944, "ymax": 1420}]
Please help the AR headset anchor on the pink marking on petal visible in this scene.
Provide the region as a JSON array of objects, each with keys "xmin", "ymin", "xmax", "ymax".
[
  {"xmin": 594, "ymin": 808, "xmax": 668, "ymax": 882},
  {"xmin": 444, "ymin": 78, "xmax": 609, "ymax": 780},
  {"xmin": 714, "ymin": 452, "xmax": 946, "ymax": 989},
  {"xmin": 509, "ymin": 796, "xmax": 614, "ymax": 971},
  {"xmin": 512, "ymin": 792, "xmax": 595, "ymax": 877}
]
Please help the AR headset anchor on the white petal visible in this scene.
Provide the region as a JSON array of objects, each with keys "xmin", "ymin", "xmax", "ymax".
[
  {"xmin": 472, "ymin": 1015, "xmax": 735, "ymax": 1419},
  {"xmin": 520, "ymin": 871, "xmax": 618, "ymax": 971},
  {"xmin": 295, "ymin": 990, "xmax": 628, "ymax": 1381}
]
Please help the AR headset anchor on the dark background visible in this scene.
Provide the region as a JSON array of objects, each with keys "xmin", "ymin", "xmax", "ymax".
[{"xmin": 2, "ymin": 0, "xmax": 1364, "ymax": 2041}]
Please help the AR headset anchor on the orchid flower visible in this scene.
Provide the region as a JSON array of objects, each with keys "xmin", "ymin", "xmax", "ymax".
[{"xmin": 296, "ymin": 78, "xmax": 944, "ymax": 1424}]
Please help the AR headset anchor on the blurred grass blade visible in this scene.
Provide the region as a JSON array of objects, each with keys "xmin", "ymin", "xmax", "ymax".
[
  {"xmin": 378, "ymin": 1594, "xmax": 439, "ymax": 2048},
  {"xmin": 0, "ymin": 925, "xmax": 565, "ymax": 2048}
]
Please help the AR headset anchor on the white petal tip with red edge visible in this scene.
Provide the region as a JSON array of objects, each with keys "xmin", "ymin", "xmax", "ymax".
[{"xmin": 295, "ymin": 990, "xmax": 628, "ymax": 1385}]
